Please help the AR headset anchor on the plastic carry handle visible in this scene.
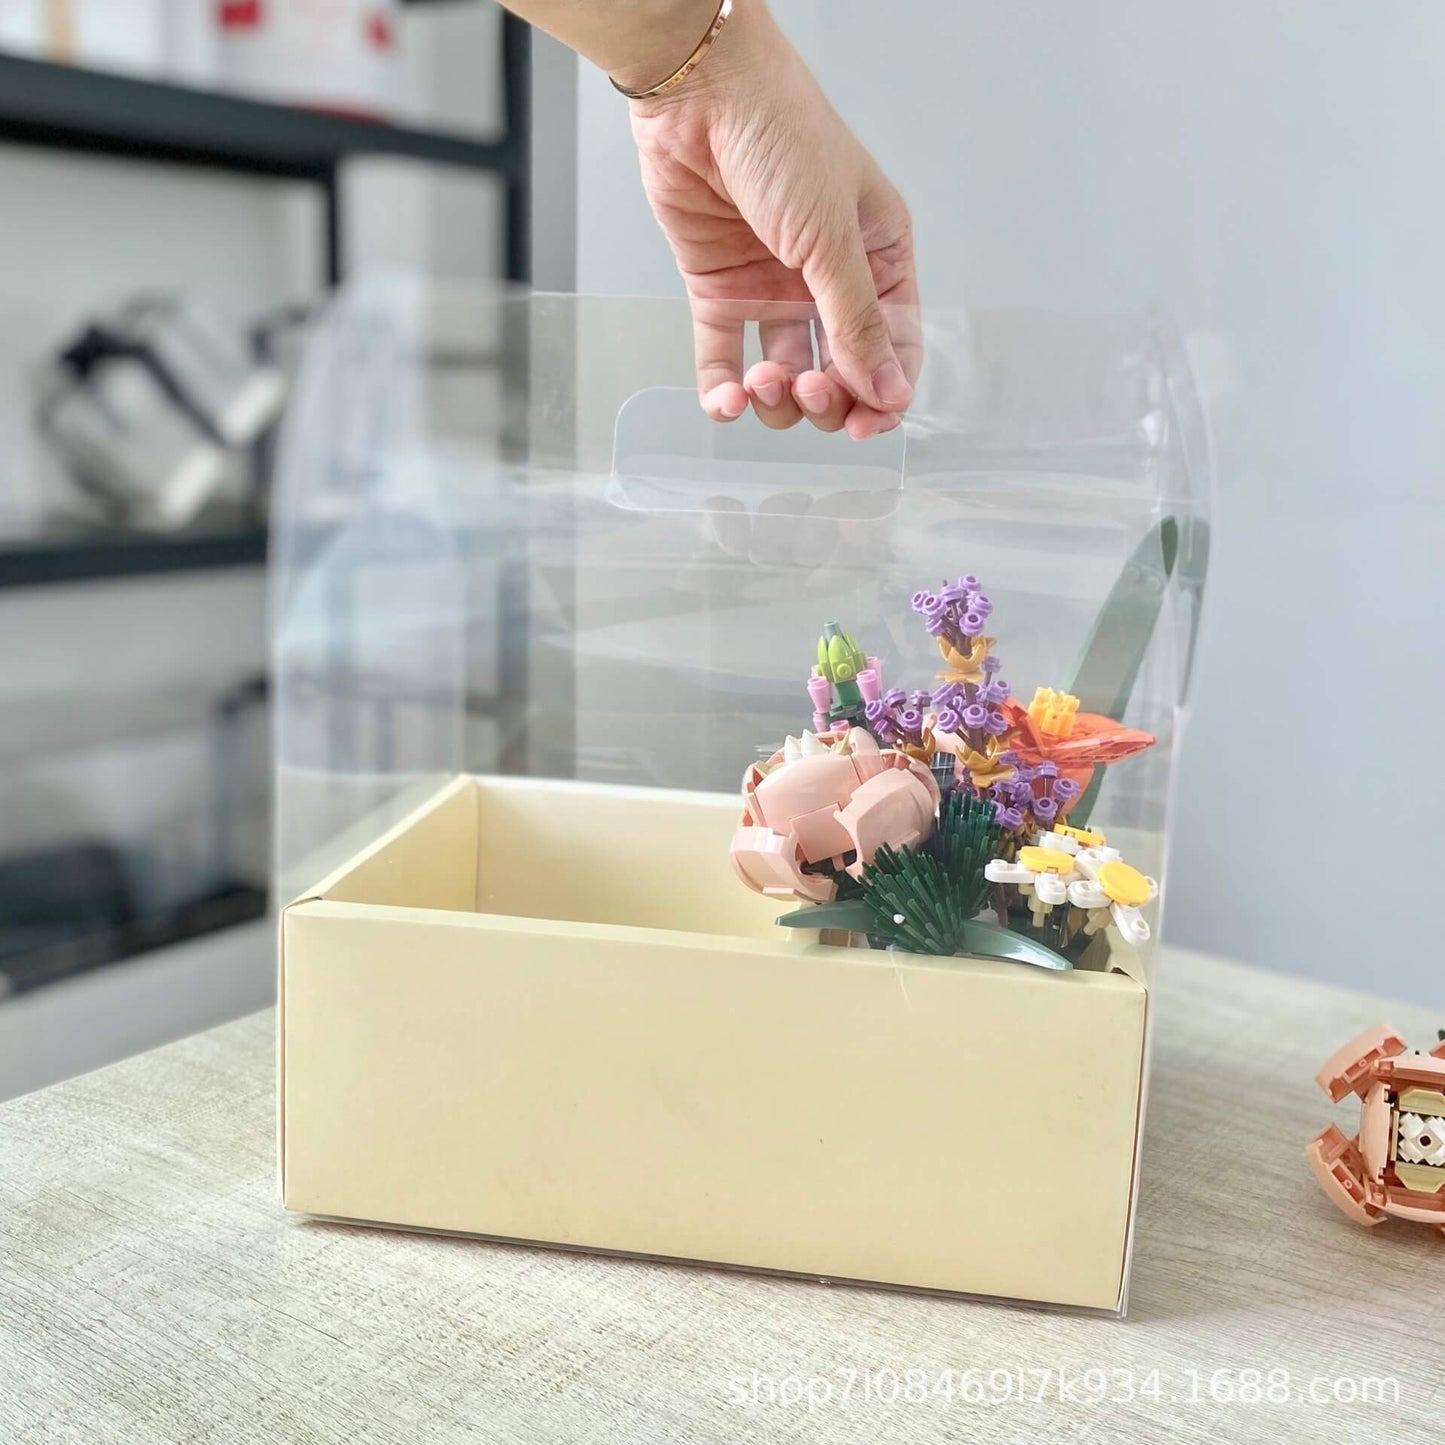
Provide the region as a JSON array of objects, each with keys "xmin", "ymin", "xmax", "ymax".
[{"xmin": 609, "ymin": 386, "xmax": 907, "ymax": 520}]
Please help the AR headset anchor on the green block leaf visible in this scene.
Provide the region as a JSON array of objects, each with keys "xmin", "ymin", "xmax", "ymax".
[
  {"xmin": 775, "ymin": 900, "xmax": 878, "ymax": 932},
  {"xmin": 953, "ymin": 919, "xmax": 1073, "ymax": 971}
]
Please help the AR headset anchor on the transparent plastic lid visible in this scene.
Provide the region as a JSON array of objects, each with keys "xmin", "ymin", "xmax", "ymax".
[{"xmin": 271, "ymin": 284, "xmax": 1209, "ymax": 909}]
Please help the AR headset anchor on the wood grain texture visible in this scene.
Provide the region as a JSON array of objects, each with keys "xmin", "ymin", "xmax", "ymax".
[{"xmin": 2, "ymin": 947, "xmax": 1441, "ymax": 1444}]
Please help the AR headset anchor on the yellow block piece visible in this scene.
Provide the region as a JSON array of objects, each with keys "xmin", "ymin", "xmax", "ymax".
[
  {"xmin": 1394, "ymin": 1163, "xmax": 1445, "ymax": 1194},
  {"xmin": 1058, "ymin": 823, "xmax": 1107, "ymax": 849},
  {"xmin": 1097, "ymin": 861, "xmax": 1152, "ymax": 907},
  {"xmin": 1398, "ymin": 1089, "xmax": 1445, "ymax": 1117},
  {"xmin": 1019, "ymin": 846, "xmax": 1075, "ymax": 876},
  {"xmin": 1028, "ymin": 687, "xmax": 1080, "ymax": 739}
]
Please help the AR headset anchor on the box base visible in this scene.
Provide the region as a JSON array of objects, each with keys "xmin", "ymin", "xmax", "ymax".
[{"xmin": 280, "ymin": 776, "xmax": 1151, "ymax": 1312}]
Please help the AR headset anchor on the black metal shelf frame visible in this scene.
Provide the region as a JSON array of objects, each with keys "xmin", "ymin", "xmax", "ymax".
[
  {"xmin": 0, "ymin": 882, "xmax": 269, "ymax": 997},
  {"xmin": 0, "ymin": 524, "xmax": 269, "ymax": 591},
  {"xmin": 0, "ymin": 16, "xmax": 531, "ymax": 284}
]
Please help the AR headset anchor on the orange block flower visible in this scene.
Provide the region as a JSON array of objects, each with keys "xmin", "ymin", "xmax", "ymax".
[{"xmin": 1002, "ymin": 686, "xmax": 1156, "ymax": 800}]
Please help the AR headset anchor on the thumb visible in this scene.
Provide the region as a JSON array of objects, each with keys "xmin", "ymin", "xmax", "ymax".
[{"xmin": 802, "ymin": 230, "xmax": 912, "ymax": 412}]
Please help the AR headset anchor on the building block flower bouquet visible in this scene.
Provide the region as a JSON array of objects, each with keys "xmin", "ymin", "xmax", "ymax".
[{"xmin": 730, "ymin": 575, "xmax": 1162, "ymax": 971}]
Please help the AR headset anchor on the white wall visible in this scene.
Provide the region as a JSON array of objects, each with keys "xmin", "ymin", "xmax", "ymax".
[{"xmin": 576, "ymin": 1, "xmax": 1445, "ymax": 1006}]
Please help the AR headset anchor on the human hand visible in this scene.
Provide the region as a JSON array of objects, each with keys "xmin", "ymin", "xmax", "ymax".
[{"xmin": 626, "ymin": 2, "xmax": 920, "ymax": 439}]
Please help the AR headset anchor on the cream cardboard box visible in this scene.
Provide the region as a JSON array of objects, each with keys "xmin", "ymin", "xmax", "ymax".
[{"xmin": 280, "ymin": 774, "xmax": 1151, "ymax": 1312}]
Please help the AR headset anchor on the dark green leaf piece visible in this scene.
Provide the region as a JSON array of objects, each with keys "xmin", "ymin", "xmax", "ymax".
[
  {"xmin": 775, "ymin": 899, "xmax": 877, "ymax": 931},
  {"xmin": 775, "ymin": 888, "xmax": 1071, "ymax": 970},
  {"xmin": 772, "ymin": 790, "xmax": 1070, "ymax": 968},
  {"xmin": 952, "ymin": 919, "xmax": 1073, "ymax": 971},
  {"xmin": 861, "ymin": 844, "xmax": 978, "ymax": 957},
  {"xmin": 926, "ymin": 789, "xmax": 1004, "ymax": 917}
]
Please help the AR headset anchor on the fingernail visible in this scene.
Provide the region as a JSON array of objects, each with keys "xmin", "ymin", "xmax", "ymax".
[
  {"xmin": 872, "ymin": 361, "xmax": 912, "ymax": 409},
  {"xmin": 797, "ymin": 387, "xmax": 829, "ymax": 415},
  {"xmin": 706, "ymin": 385, "xmax": 745, "ymax": 420},
  {"xmin": 753, "ymin": 380, "xmax": 784, "ymax": 407}
]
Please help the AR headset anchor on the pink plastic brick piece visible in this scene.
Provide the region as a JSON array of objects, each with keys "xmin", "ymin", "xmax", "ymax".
[
  {"xmin": 1308, "ymin": 1026, "xmax": 1445, "ymax": 1235},
  {"xmin": 730, "ymin": 727, "xmax": 939, "ymax": 904},
  {"xmin": 1315, "ymin": 1024, "xmax": 1408, "ymax": 1103}
]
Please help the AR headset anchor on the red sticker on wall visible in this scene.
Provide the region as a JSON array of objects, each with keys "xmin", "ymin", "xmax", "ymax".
[
  {"xmin": 218, "ymin": 0, "xmax": 264, "ymax": 30},
  {"xmin": 365, "ymin": 13, "xmax": 396, "ymax": 51}
]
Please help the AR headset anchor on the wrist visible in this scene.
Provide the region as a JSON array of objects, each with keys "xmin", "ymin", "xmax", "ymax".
[
  {"xmin": 601, "ymin": 0, "xmax": 732, "ymax": 96},
  {"xmin": 621, "ymin": 0, "xmax": 774, "ymax": 112}
]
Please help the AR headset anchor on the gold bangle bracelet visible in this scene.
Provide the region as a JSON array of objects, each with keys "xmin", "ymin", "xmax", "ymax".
[{"xmin": 610, "ymin": 0, "xmax": 734, "ymax": 101}]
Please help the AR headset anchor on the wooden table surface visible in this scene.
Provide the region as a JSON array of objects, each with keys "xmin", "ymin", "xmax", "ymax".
[{"xmin": 2, "ymin": 947, "xmax": 1441, "ymax": 1444}]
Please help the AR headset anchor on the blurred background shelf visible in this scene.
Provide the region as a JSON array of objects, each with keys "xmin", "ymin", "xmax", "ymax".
[
  {"xmin": 0, "ymin": 1, "xmax": 533, "ymax": 1094},
  {"xmin": 0, "ymin": 9, "xmax": 531, "ymax": 286},
  {"xmin": 0, "ymin": 912, "xmax": 274, "ymax": 1101},
  {"xmin": 0, "ymin": 518, "xmax": 268, "ymax": 590},
  {"xmin": 0, "ymin": 52, "xmax": 520, "ymax": 181},
  {"xmin": 0, "ymin": 880, "xmax": 267, "ymax": 998}
]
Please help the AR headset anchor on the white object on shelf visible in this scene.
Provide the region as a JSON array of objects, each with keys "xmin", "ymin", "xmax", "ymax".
[
  {"xmin": 0, "ymin": 0, "xmax": 46, "ymax": 57},
  {"xmin": 215, "ymin": 0, "xmax": 400, "ymax": 117},
  {"xmin": 72, "ymin": 0, "xmax": 167, "ymax": 77},
  {"xmin": 36, "ymin": 296, "xmax": 286, "ymax": 532},
  {"xmin": 163, "ymin": 0, "xmax": 218, "ymax": 86},
  {"xmin": 40, "ymin": 362, "xmax": 226, "ymax": 530},
  {"xmin": 1, "ymin": 0, "xmax": 168, "ymax": 75}
]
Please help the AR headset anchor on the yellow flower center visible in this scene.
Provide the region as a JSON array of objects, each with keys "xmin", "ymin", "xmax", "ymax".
[
  {"xmin": 1019, "ymin": 846, "xmax": 1075, "ymax": 876},
  {"xmin": 1097, "ymin": 860, "xmax": 1152, "ymax": 907}
]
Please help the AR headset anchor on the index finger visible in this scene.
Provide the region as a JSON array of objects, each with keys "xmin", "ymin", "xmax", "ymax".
[{"xmin": 689, "ymin": 296, "xmax": 748, "ymax": 422}]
